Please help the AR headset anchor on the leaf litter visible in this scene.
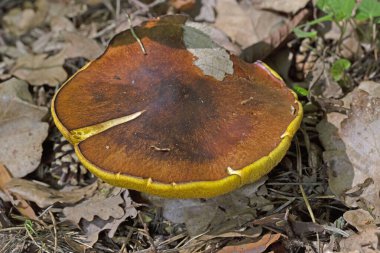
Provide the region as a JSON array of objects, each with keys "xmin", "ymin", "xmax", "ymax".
[
  {"xmin": 317, "ymin": 81, "xmax": 380, "ymax": 220},
  {"xmin": 0, "ymin": 0, "xmax": 380, "ymax": 252},
  {"xmin": 0, "ymin": 78, "xmax": 48, "ymax": 177}
]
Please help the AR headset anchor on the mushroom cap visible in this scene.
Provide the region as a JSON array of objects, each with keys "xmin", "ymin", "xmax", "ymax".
[{"xmin": 51, "ymin": 15, "xmax": 303, "ymax": 198}]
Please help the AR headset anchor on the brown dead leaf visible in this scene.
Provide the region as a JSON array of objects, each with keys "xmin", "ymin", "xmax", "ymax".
[
  {"xmin": 214, "ymin": 0, "xmax": 256, "ymax": 49},
  {"xmin": 50, "ymin": 16, "xmax": 76, "ymax": 33},
  {"xmin": 243, "ymin": 9, "xmax": 309, "ymax": 62},
  {"xmin": 47, "ymin": 1, "xmax": 88, "ymax": 19},
  {"xmin": 218, "ymin": 233, "xmax": 281, "ymax": 253},
  {"xmin": 170, "ymin": 0, "xmax": 196, "ymax": 11},
  {"xmin": 11, "ymin": 53, "xmax": 67, "ymax": 86},
  {"xmin": 214, "ymin": 0, "xmax": 287, "ymax": 50},
  {"xmin": 80, "ymin": 191, "xmax": 138, "ymax": 246},
  {"xmin": 317, "ymin": 81, "xmax": 380, "ymax": 221},
  {"xmin": 5, "ymin": 179, "xmax": 98, "ymax": 208},
  {"xmin": 344, "ymin": 209, "xmax": 376, "ymax": 232},
  {"xmin": 0, "ymin": 164, "xmax": 37, "ymax": 220},
  {"xmin": 340, "ymin": 209, "xmax": 380, "ymax": 252},
  {"xmin": 61, "ymin": 31, "xmax": 104, "ymax": 60},
  {"xmin": 0, "ymin": 78, "xmax": 48, "ymax": 177},
  {"xmin": 251, "ymin": 0, "xmax": 310, "ymax": 14},
  {"xmin": 62, "ymin": 182, "xmax": 125, "ymax": 224},
  {"xmin": 2, "ymin": 0, "xmax": 48, "ymax": 36}
]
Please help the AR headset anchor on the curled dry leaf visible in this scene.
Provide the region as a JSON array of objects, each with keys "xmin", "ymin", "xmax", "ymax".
[
  {"xmin": 317, "ymin": 81, "xmax": 380, "ymax": 221},
  {"xmin": 344, "ymin": 209, "xmax": 376, "ymax": 232},
  {"xmin": 218, "ymin": 233, "xmax": 281, "ymax": 253},
  {"xmin": 5, "ymin": 178, "xmax": 98, "ymax": 208},
  {"xmin": 170, "ymin": 0, "xmax": 196, "ymax": 11},
  {"xmin": 0, "ymin": 164, "xmax": 37, "ymax": 220},
  {"xmin": 0, "ymin": 78, "xmax": 48, "ymax": 177},
  {"xmin": 340, "ymin": 209, "xmax": 380, "ymax": 252},
  {"xmin": 11, "ymin": 53, "xmax": 67, "ymax": 86}
]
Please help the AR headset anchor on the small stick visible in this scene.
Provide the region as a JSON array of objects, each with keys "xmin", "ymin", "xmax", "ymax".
[
  {"xmin": 126, "ymin": 14, "xmax": 147, "ymax": 55},
  {"xmin": 137, "ymin": 212, "xmax": 156, "ymax": 252},
  {"xmin": 49, "ymin": 211, "xmax": 58, "ymax": 253}
]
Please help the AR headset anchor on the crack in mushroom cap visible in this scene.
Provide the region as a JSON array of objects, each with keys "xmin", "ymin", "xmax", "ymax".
[{"xmin": 51, "ymin": 15, "xmax": 303, "ymax": 198}]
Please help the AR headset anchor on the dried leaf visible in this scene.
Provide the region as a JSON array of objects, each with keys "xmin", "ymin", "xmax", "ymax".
[
  {"xmin": 0, "ymin": 164, "xmax": 38, "ymax": 220},
  {"xmin": 0, "ymin": 78, "xmax": 48, "ymax": 177},
  {"xmin": 317, "ymin": 81, "xmax": 380, "ymax": 221},
  {"xmin": 170, "ymin": 0, "xmax": 196, "ymax": 11},
  {"xmin": 11, "ymin": 53, "xmax": 67, "ymax": 86},
  {"xmin": 251, "ymin": 0, "xmax": 309, "ymax": 14},
  {"xmin": 80, "ymin": 191, "xmax": 137, "ymax": 246},
  {"xmin": 61, "ymin": 31, "xmax": 104, "ymax": 60},
  {"xmin": 218, "ymin": 233, "xmax": 281, "ymax": 253},
  {"xmin": 340, "ymin": 209, "xmax": 380, "ymax": 252},
  {"xmin": 344, "ymin": 209, "xmax": 376, "ymax": 232},
  {"xmin": 32, "ymin": 33, "xmax": 54, "ymax": 54},
  {"xmin": 2, "ymin": 0, "xmax": 48, "ymax": 36},
  {"xmin": 214, "ymin": 0, "xmax": 257, "ymax": 49},
  {"xmin": 47, "ymin": 1, "xmax": 88, "ymax": 18},
  {"xmin": 50, "ymin": 16, "xmax": 76, "ymax": 33},
  {"xmin": 214, "ymin": 0, "xmax": 287, "ymax": 50},
  {"xmin": 5, "ymin": 179, "xmax": 98, "ymax": 208},
  {"xmin": 242, "ymin": 9, "xmax": 309, "ymax": 62},
  {"xmin": 62, "ymin": 182, "xmax": 125, "ymax": 224}
]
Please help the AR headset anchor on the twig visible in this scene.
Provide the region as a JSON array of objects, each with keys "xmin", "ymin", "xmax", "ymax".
[
  {"xmin": 116, "ymin": 0, "xmax": 121, "ymax": 20},
  {"xmin": 138, "ymin": 212, "xmax": 156, "ymax": 252},
  {"xmin": 49, "ymin": 211, "xmax": 58, "ymax": 253}
]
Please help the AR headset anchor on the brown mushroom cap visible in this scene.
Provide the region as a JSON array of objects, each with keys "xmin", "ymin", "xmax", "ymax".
[{"xmin": 51, "ymin": 15, "xmax": 303, "ymax": 198}]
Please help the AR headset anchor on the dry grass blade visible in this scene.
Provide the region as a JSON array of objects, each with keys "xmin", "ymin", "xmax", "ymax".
[
  {"xmin": 295, "ymin": 137, "xmax": 319, "ymax": 252},
  {"xmin": 126, "ymin": 13, "xmax": 147, "ymax": 55}
]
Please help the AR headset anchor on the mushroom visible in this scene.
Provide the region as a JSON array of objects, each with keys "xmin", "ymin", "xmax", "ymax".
[{"xmin": 51, "ymin": 15, "xmax": 303, "ymax": 198}]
